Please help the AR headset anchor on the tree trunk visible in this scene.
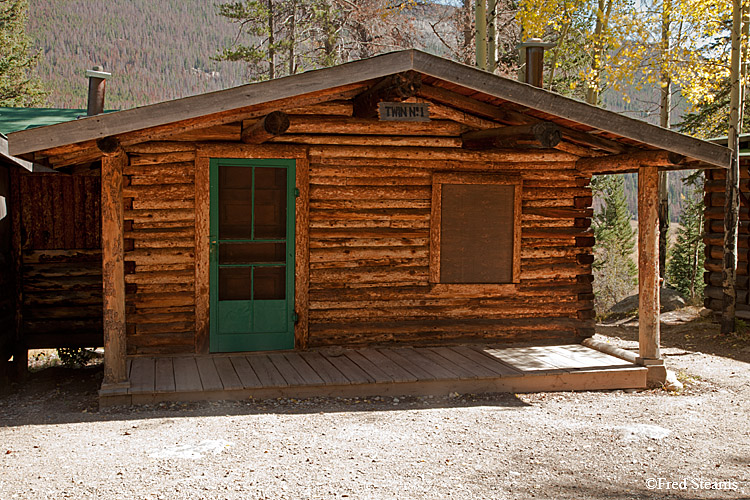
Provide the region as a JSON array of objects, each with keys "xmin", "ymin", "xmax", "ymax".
[
  {"xmin": 658, "ymin": 0, "xmax": 671, "ymax": 284},
  {"xmin": 722, "ymin": 0, "xmax": 743, "ymax": 334},
  {"xmin": 463, "ymin": 0, "xmax": 473, "ymax": 64},
  {"xmin": 268, "ymin": 0, "xmax": 275, "ymax": 79},
  {"xmin": 475, "ymin": 0, "xmax": 486, "ymax": 69},
  {"xmin": 288, "ymin": 0, "xmax": 296, "ymax": 75},
  {"xmin": 586, "ymin": 0, "xmax": 614, "ymax": 105},
  {"xmin": 487, "ymin": 0, "xmax": 496, "ymax": 72},
  {"xmin": 586, "ymin": 0, "xmax": 605, "ymax": 104}
]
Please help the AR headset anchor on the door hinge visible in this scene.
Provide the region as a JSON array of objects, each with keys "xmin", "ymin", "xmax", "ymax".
[
  {"xmin": 292, "ymin": 311, "xmax": 299, "ymax": 324},
  {"xmin": 294, "ymin": 187, "xmax": 300, "ymax": 198}
]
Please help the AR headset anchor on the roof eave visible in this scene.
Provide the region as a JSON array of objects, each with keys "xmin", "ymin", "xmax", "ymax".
[
  {"xmin": 7, "ymin": 49, "xmax": 732, "ymax": 169},
  {"xmin": 410, "ymin": 51, "xmax": 731, "ymax": 169}
]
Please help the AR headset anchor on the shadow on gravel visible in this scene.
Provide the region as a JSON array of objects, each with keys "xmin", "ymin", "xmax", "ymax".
[
  {"xmin": 597, "ymin": 313, "xmax": 750, "ymax": 365},
  {"xmin": 0, "ymin": 364, "xmax": 531, "ymax": 428}
]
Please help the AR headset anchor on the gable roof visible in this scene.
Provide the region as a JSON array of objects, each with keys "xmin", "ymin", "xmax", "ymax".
[{"xmin": 7, "ymin": 50, "xmax": 731, "ymax": 169}]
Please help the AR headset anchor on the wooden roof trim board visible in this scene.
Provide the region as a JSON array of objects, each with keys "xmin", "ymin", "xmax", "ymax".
[{"xmin": 8, "ymin": 49, "xmax": 731, "ymax": 169}]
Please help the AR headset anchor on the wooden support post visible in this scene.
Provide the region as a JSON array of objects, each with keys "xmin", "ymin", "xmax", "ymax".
[
  {"xmin": 9, "ymin": 167, "xmax": 26, "ymax": 379},
  {"xmin": 241, "ymin": 111, "xmax": 290, "ymax": 144},
  {"xmin": 295, "ymin": 155, "xmax": 310, "ymax": 350},
  {"xmin": 194, "ymin": 156, "xmax": 210, "ymax": 354},
  {"xmin": 462, "ymin": 122, "xmax": 562, "ymax": 149},
  {"xmin": 637, "ymin": 166, "xmax": 666, "ymax": 385},
  {"xmin": 101, "ymin": 150, "xmax": 129, "ymax": 391}
]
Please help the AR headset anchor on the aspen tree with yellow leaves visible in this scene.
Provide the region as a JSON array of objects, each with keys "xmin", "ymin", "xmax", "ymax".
[
  {"xmin": 722, "ymin": 0, "xmax": 744, "ymax": 334},
  {"xmin": 519, "ymin": 0, "xmax": 748, "ymax": 324},
  {"xmin": 516, "ymin": 0, "xmax": 636, "ymax": 105}
]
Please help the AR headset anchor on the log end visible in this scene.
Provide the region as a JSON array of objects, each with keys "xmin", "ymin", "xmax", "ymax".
[
  {"xmin": 96, "ymin": 136, "xmax": 121, "ymax": 154},
  {"xmin": 532, "ymin": 122, "xmax": 562, "ymax": 148},
  {"xmin": 264, "ymin": 111, "xmax": 291, "ymax": 135}
]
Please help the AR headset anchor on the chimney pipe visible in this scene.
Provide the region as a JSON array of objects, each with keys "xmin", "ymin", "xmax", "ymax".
[
  {"xmin": 517, "ymin": 39, "xmax": 556, "ymax": 88},
  {"xmin": 86, "ymin": 66, "xmax": 111, "ymax": 116}
]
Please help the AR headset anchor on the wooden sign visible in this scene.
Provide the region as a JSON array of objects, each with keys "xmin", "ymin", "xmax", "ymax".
[{"xmin": 378, "ymin": 102, "xmax": 430, "ymax": 122}]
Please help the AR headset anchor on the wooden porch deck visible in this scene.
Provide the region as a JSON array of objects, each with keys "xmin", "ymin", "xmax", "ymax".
[{"xmin": 100, "ymin": 343, "xmax": 647, "ymax": 406}]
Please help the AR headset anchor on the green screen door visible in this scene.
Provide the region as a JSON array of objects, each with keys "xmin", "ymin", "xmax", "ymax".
[{"xmin": 209, "ymin": 158, "xmax": 295, "ymax": 352}]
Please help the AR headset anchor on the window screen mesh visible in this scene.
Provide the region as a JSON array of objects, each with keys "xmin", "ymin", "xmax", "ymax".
[{"xmin": 440, "ymin": 184, "xmax": 514, "ymax": 283}]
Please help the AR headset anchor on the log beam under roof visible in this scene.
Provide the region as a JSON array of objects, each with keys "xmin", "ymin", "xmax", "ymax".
[
  {"xmin": 353, "ymin": 71, "xmax": 422, "ymax": 119},
  {"xmin": 241, "ymin": 111, "xmax": 291, "ymax": 144},
  {"xmin": 576, "ymin": 150, "xmax": 687, "ymax": 174},
  {"xmin": 418, "ymin": 84, "xmax": 628, "ymax": 154},
  {"xmin": 462, "ymin": 122, "xmax": 562, "ymax": 150}
]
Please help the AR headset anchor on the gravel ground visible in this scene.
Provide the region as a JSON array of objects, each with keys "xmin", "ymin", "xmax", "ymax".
[{"xmin": 1, "ymin": 312, "xmax": 748, "ymax": 500}]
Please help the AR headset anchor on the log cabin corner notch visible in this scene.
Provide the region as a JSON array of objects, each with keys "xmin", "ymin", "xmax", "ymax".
[{"xmin": 5, "ymin": 50, "xmax": 730, "ymax": 395}]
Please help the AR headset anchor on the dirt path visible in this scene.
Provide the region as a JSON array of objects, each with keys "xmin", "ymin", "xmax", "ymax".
[{"xmin": 1, "ymin": 312, "xmax": 748, "ymax": 500}]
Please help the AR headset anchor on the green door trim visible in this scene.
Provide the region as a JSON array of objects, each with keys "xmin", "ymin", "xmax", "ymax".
[{"xmin": 209, "ymin": 158, "xmax": 296, "ymax": 352}]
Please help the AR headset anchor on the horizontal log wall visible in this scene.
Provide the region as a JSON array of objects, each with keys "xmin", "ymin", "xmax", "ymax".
[
  {"xmin": 290, "ymin": 115, "xmax": 594, "ymax": 347},
  {"xmin": 120, "ymin": 104, "xmax": 596, "ymax": 351},
  {"xmin": 21, "ymin": 249, "xmax": 103, "ymax": 348},
  {"xmin": 703, "ymin": 163, "xmax": 750, "ymax": 319},
  {"xmin": 123, "ymin": 146, "xmax": 197, "ymax": 354}
]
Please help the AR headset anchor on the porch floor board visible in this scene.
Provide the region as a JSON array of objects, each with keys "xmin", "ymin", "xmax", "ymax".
[{"xmin": 102, "ymin": 343, "xmax": 648, "ymax": 406}]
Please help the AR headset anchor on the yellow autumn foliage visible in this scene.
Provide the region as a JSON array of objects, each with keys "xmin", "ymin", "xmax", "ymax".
[{"xmin": 518, "ymin": 0, "xmax": 749, "ymax": 108}]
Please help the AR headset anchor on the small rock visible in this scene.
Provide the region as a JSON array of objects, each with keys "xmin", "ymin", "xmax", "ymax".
[
  {"xmin": 663, "ymin": 370, "xmax": 684, "ymax": 392},
  {"xmin": 699, "ymin": 307, "xmax": 713, "ymax": 318},
  {"xmin": 616, "ymin": 424, "xmax": 671, "ymax": 442}
]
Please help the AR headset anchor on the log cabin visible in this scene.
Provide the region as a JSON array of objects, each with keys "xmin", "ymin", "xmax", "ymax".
[
  {"xmin": 704, "ymin": 133, "xmax": 750, "ymax": 318},
  {"xmin": 6, "ymin": 50, "xmax": 730, "ymax": 402}
]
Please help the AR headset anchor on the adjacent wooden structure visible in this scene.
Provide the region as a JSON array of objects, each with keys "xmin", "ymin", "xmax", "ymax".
[
  {"xmin": 8, "ymin": 171, "xmax": 103, "ymax": 352},
  {"xmin": 7, "ymin": 50, "xmax": 729, "ymax": 398},
  {"xmin": 2, "ymin": 137, "xmax": 103, "ymax": 380},
  {"xmin": 704, "ymin": 134, "xmax": 750, "ymax": 319}
]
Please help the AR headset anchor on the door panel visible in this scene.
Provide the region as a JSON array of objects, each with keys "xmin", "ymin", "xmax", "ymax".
[{"xmin": 209, "ymin": 159, "xmax": 295, "ymax": 352}]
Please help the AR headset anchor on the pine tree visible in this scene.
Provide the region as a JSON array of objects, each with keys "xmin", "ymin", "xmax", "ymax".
[
  {"xmin": 666, "ymin": 172, "xmax": 706, "ymax": 302},
  {"xmin": 213, "ymin": 0, "xmax": 300, "ymax": 81},
  {"xmin": 0, "ymin": 0, "xmax": 45, "ymax": 106},
  {"xmin": 591, "ymin": 174, "xmax": 638, "ymax": 313}
]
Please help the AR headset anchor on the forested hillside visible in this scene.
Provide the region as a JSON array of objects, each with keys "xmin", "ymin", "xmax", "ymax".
[
  {"xmin": 27, "ymin": 0, "xmax": 451, "ymax": 109},
  {"xmin": 28, "ymin": 0, "xmax": 248, "ymax": 109}
]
